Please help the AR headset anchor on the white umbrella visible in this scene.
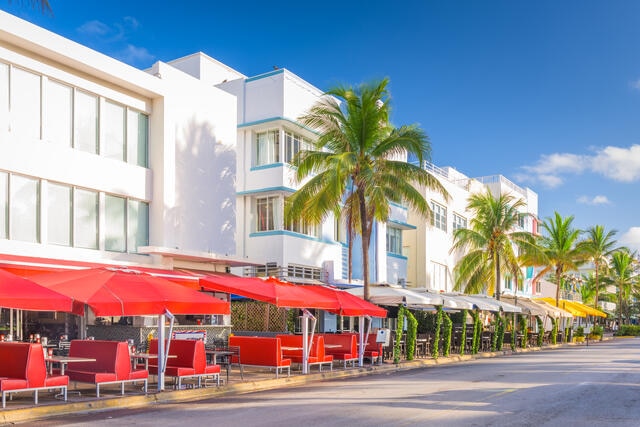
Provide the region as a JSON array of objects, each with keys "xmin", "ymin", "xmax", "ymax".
[
  {"xmin": 412, "ymin": 288, "xmax": 475, "ymax": 310},
  {"xmin": 346, "ymin": 283, "xmax": 444, "ymax": 308}
]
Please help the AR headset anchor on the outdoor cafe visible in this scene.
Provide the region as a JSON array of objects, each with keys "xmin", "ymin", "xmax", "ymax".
[{"xmin": 0, "ymin": 263, "xmax": 605, "ymax": 411}]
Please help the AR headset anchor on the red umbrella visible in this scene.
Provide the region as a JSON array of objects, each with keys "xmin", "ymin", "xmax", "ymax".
[
  {"xmin": 0, "ymin": 268, "xmax": 74, "ymax": 312},
  {"xmin": 30, "ymin": 267, "xmax": 230, "ymax": 316},
  {"xmin": 304, "ymin": 285, "xmax": 387, "ymax": 317},
  {"xmin": 200, "ymin": 274, "xmax": 338, "ymax": 310}
]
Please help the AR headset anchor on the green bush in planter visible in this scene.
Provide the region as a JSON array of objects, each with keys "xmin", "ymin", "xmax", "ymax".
[{"xmin": 574, "ymin": 326, "xmax": 584, "ymax": 337}]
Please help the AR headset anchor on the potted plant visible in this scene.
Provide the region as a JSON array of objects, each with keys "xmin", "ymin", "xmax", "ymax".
[
  {"xmin": 573, "ymin": 326, "xmax": 585, "ymax": 343},
  {"xmin": 589, "ymin": 325, "xmax": 603, "ymax": 341}
]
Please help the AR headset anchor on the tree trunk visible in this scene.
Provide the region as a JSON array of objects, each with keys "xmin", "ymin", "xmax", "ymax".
[
  {"xmin": 593, "ymin": 264, "xmax": 599, "ymax": 325},
  {"xmin": 358, "ymin": 191, "xmax": 371, "ymax": 301},
  {"xmin": 495, "ymin": 253, "xmax": 501, "ymax": 301},
  {"xmin": 347, "ymin": 215, "xmax": 353, "ymax": 283},
  {"xmin": 555, "ymin": 269, "xmax": 562, "ymax": 308}
]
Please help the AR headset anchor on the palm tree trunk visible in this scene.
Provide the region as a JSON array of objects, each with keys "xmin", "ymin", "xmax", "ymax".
[
  {"xmin": 347, "ymin": 215, "xmax": 353, "ymax": 283},
  {"xmin": 593, "ymin": 263, "xmax": 600, "ymax": 316},
  {"xmin": 358, "ymin": 191, "xmax": 371, "ymax": 301},
  {"xmin": 495, "ymin": 253, "xmax": 501, "ymax": 301},
  {"xmin": 555, "ymin": 269, "xmax": 562, "ymax": 308}
]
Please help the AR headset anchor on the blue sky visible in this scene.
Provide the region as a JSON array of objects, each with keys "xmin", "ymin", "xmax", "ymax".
[{"xmin": 4, "ymin": 0, "xmax": 640, "ymax": 251}]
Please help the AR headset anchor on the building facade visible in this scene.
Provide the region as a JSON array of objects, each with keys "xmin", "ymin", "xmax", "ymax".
[
  {"xmin": 405, "ymin": 163, "xmax": 539, "ymax": 298},
  {"xmin": 0, "ymin": 11, "xmax": 245, "ymax": 275}
]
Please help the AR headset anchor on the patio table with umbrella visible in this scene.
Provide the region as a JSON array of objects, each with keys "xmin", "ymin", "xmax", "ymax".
[
  {"xmin": 200, "ymin": 274, "xmax": 340, "ymax": 374},
  {"xmin": 303, "ymin": 285, "xmax": 387, "ymax": 366},
  {"xmin": 28, "ymin": 267, "xmax": 230, "ymax": 391}
]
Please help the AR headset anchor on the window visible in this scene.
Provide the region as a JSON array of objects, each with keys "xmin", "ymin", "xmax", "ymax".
[
  {"xmin": 452, "ymin": 213, "xmax": 467, "ymax": 231},
  {"xmin": 46, "ymin": 80, "xmax": 73, "ymax": 147},
  {"xmin": 127, "ymin": 110, "xmax": 148, "ymax": 167},
  {"xmin": 0, "ymin": 63, "xmax": 8, "ymax": 135},
  {"xmin": 10, "ymin": 67, "xmax": 41, "ymax": 140},
  {"xmin": 256, "ymin": 196, "xmax": 278, "ymax": 231},
  {"xmin": 127, "ymin": 199, "xmax": 149, "ymax": 253},
  {"xmin": 285, "ymin": 217, "xmax": 318, "ymax": 237},
  {"xmin": 256, "ymin": 130, "xmax": 279, "ymax": 166},
  {"xmin": 0, "ymin": 172, "xmax": 7, "ymax": 239},
  {"xmin": 431, "ymin": 202, "xmax": 447, "ymax": 232},
  {"xmin": 284, "ymin": 130, "xmax": 310, "ymax": 163},
  {"xmin": 431, "ymin": 262, "xmax": 449, "ymax": 291},
  {"xmin": 74, "ymin": 90, "xmax": 98, "ymax": 154},
  {"xmin": 47, "ymin": 182, "xmax": 72, "ymax": 246},
  {"xmin": 386, "ymin": 226, "xmax": 402, "ymax": 255},
  {"xmin": 504, "ymin": 276, "xmax": 513, "ymax": 290},
  {"xmin": 74, "ymin": 188, "xmax": 98, "ymax": 249},
  {"xmin": 105, "ymin": 194, "xmax": 126, "ymax": 252},
  {"xmin": 334, "ymin": 215, "xmax": 347, "ymax": 243},
  {"xmin": 10, "ymin": 175, "xmax": 40, "ymax": 243},
  {"xmin": 103, "ymin": 101, "xmax": 125, "ymax": 161},
  {"xmin": 518, "ymin": 213, "xmax": 526, "ymax": 229}
]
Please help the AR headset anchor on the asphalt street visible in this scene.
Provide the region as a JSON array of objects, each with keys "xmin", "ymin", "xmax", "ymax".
[{"xmin": 30, "ymin": 338, "xmax": 640, "ymax": 427}]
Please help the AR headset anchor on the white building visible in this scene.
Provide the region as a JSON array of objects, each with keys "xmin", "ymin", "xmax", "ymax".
[
  {"xmin": 0, "ymin": 11, "xmax": 250, "ymax": 276},
  {"xmin": 0, "ymin": 11, "xmax": 411, "ymax": 290},
  {"xmin": 170, "ymin": 53, "xmax": 413, "ymax": 286},
  {"xmin": 405, "ymin": 163, "xmax": 539, "ymax": 298}
]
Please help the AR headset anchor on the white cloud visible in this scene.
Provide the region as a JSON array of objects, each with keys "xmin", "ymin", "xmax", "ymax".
[
  {"xmin": 116, "ymin": 45, "xmax": 154, "ymax": 65},
  {"xmin": 576, "ymin": 195, "xmax": 611, "ymax": 205},
  {"xmin": 520, "ymin": 144, "xmax": 640, "ymax": 188},
  {"xmin": 632, "ymin": 79, "xmax": 640, "ymax": 90},
  {"xmin": 76, "ymin": 17, "xmax": 153, "ymax": 67},
  {"xmin": 77, "ymin": 20, "xmax": 110, "ymax": 36},
  {"xmin": 591, "ymin": 145, "xmax": 640, "ymax": 182},
  {"xmin": 619, "ymin": 227, "xmax": 640, "ymax": 253}
]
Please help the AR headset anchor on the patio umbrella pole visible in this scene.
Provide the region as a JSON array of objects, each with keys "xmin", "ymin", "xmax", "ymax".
[
  {"xmin": 157, "ymin": 314, "xmax": 166, "ymax": 391},
  {"xmin": 158, "ymin": 310, "xmax": 175, "ymax": 391},
  {"xmin": 301, "ymin": 309, "xmax": 316, "ymax": 375},
  {"xmin": 359, "ymin": 315, "xmax": 371, "ymax": 367},
  {"xmin": 9, "ymin": 309, "xmax": 12, "ymax": 340}
]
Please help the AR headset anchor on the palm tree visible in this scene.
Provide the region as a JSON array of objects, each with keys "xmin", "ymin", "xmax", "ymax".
[
  {"xmin": 5, "ymin": 0, "xmax": 51, "ymax": 13},
  {"xmin": 578, "ymin": 225, "xmax": 617, "ymax": 311},
  {"xmin": 286, "ymin": 78, "xmax": 447, "ymax": 300},
  {"xmin": 608, "ymin": 249, "xmax": 638, "ymax": 327},
  {"xmin": 534, "ymin": 212, "xmax": 583, "ymax": 307},
  {"xmin": 451, "ymin": 190, "xmax": 536, "ymax": 300}
]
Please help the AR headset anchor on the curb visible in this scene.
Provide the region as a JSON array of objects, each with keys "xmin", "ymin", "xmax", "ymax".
[{"xmin": 0, "ymin": 338, "xmax": 614, "ymax": 425}]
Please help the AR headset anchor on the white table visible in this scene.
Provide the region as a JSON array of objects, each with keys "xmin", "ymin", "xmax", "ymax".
[{"xmin": 45, "ymin": 355, "xmax": 96, "ymax": 375}]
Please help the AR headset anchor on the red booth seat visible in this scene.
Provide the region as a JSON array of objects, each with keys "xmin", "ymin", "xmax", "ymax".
[
  {"xmin": 147, "ymin": 339, "xmax": 220, "ymax": 388},
  {"xmin": 276, "ymin": 335, "xmax": 333, "ymax": 372},
  {"xmin": 319, "ymin": 334, "xmax": 359, "ymax": 368},
  {"xmin": 0, "ymin": 342, "xmax": 68, "ymax": 408},
  {"xmin": 363, "ymin": 333, "xmax": 383, "ymax": 365},
  {"xmin": 228, "ymin": 336, "xmax": 291, "ymax": 378},
  {"xmin": 67, "ymin": 340, "xmax": 148, "ymax": 397}
]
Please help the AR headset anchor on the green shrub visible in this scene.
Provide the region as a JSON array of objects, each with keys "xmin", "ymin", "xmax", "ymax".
[
  {"xmin": 617, "ymin": 325, "xmax": 640, "ymax": 336},
  {"xmin": 574, "ymin": 326, "xmax": 584, "ymax": 337}
]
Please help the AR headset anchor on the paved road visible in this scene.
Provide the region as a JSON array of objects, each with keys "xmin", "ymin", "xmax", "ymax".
[{"xmin": 35, "ymin": 338, "xmax": 640, "ymax": 427}]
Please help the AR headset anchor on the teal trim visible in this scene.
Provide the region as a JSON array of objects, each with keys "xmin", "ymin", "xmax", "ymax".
[
  {"xmin": 389, "ymin": 201, "xmax": 408, "ymax": 211},
  {"xmin": 250, "ymin": 163, "xmax": 285, "ymax": 171},
  {"xmin": 245, "ymin": 69, "xmax": 284, "ymax": 83},
  {"xmin": 249, "ymin": 230, "xmax": 322, "ymax": 242},
  {"xmin": 387, "ymin": 252, "xmax": 408, "ymax": 260},
  {"xmin": 388, "ymin": 219, "xmax": 417, "ymax": 230},
  {"xmin": 237, "ymin": 186, "xmax": 295, "ymax": 196},
  {"xmin": 238, "ymin": 116, "xmax": 319, "ymax": 135}
]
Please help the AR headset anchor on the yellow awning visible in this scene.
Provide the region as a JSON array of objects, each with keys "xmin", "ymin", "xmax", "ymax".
[
  {"xmin": 568, "ymin": 300, "xmax": 607, "ymax": 318},
  {"xmin": 536, "ymin": 298, "xmax": 607, "ymax": 318}
]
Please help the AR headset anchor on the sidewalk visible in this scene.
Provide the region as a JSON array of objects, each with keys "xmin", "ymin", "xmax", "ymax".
[{"xmin": 0, "ymin": 338, "xmax": 610, "ymax": 425}]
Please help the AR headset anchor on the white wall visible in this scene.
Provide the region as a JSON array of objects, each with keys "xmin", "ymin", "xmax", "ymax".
[{"xmin": 148, "ymin": 61, "xmax": 238, "ymax": 255}]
